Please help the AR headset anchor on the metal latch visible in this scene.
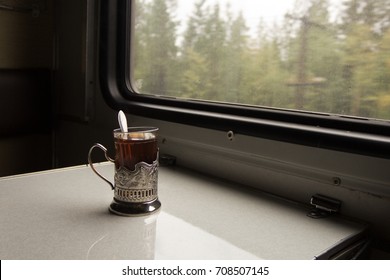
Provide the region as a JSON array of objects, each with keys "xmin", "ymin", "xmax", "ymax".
[{"xmin": 307, "ymin": 194, "xmax": 342, "ymax": 219}]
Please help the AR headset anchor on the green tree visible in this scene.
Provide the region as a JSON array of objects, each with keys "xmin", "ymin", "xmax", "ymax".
[
  {"xmin": 224, "ymin": 11, "xmax": 249, "ymax": 102},
  {"xmin": 182, "ymin": 0, "xmax": 207, "ymax": 52},
  {"xmin": 340, "ymin": 0, "xmax": 390, "ymax": 118},
  {"xmin": 283, "ymin": 0, "xmax": 342, "ymax": 113},
  {"xmin": 133, "ymin": 0, "xmax": 147, "ymax": 91},
  {"xmin": 180, "ymin": 0, "xmax": 209, "ymax": 99},
  {"xmin": 134, "ymin": 0, "xmax": 178, "ymax": 95},
  {"xmin": 248, "ymin": 21, "xmax": 290, "ymax": 108},
  {"xmin": 376, "ymin": 29, "xmax": 390, "ymax": 119},
  {"xmin": 202, "ymin": 3, "xmax": 228, "ymax": 100},
  {"xmin": 180, "ymin": 1, "xmax": 229, "ymax": 101}
]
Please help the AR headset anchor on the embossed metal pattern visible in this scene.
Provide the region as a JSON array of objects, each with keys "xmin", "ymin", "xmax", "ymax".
[{"xmin": 114, "ymin": 159, "xmax": 158, "ymax": 203}]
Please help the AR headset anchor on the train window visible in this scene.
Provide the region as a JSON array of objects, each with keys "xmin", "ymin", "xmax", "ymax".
[
  {"xmin": 132, "ymin": 0, "xmax": 390, "ymax": 121},
  {"xmin": 99, "ymin": 0, "xmax": 390, "ymax": 159}
]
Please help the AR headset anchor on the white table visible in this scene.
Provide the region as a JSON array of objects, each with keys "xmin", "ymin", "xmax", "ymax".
[{"xmin": 0, "ymin": 163, "xmax": 367, "ymax": 259}]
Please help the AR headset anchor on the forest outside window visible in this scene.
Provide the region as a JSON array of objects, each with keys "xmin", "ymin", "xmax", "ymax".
[{"xmin": 131, "ymin": 0, "xmax": 390, "ymax": 122}]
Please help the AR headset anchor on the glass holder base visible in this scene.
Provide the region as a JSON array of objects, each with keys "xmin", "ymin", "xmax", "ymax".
[{"xmin": 109, "ymin": 198, "xmax": 161, "ymax": 217}]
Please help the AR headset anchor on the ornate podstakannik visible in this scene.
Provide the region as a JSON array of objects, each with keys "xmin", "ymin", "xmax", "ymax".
[{"xmin": 114, "ymin": 160, "xmax": 158, "ymax": 203}]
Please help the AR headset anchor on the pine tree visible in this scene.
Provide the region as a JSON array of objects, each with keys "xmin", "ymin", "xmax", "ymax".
[
  {"xmin": 340, "ymin": 0, "xmax": 390, "ymax": 117},
  {"xmin": 134, "ymin": 0, "xmax": 178, "ymax": 95},
  {"xmin": 224, "ymin": 11, "xmax": 249, "ymax": 102}
]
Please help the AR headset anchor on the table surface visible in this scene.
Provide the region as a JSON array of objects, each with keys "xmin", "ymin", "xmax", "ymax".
[{"xmin": 0, "ymin": 162, "xmax": 366, "ymax": 260}]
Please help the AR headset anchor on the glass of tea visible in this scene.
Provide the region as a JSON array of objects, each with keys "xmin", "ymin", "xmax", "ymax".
[{"xmin": 88, "ymin": 127, "xmax": 161, "ymax": 216}]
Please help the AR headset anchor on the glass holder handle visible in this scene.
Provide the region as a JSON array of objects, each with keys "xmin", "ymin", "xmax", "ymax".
[{"xmin": 88, "ymin": 143, "xmax": 115, "ymax": 190}]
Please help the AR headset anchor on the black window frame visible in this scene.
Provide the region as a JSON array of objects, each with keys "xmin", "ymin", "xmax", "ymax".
[{"xmin": 99, "ymin": 0, "xmax": 390, "ymax": 159}]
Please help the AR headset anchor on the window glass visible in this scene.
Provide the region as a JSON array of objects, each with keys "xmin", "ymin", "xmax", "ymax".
[{"xmin": 132, "ymin": 0, "xmax": 390, "ymax": 121}]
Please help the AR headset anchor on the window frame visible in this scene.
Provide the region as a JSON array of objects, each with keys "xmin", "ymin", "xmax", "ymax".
[{"xmin": 99, "ymin": 0, "xmax": 390, "ymax": 160}]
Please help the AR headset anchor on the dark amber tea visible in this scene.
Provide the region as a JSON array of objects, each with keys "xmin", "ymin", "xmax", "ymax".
[
  {"xmin": 114, "ymin": 137, "xmax": 158, "ymax": 171},
  {"xmin": 113, "ymin": 127, "xmax": 158, "ymax": 170}
]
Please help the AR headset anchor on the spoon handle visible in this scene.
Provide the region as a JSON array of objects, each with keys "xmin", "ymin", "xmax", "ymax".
[{"xmin": 118, "ymin": 110, "xmax": 128, "ymax": 133}]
